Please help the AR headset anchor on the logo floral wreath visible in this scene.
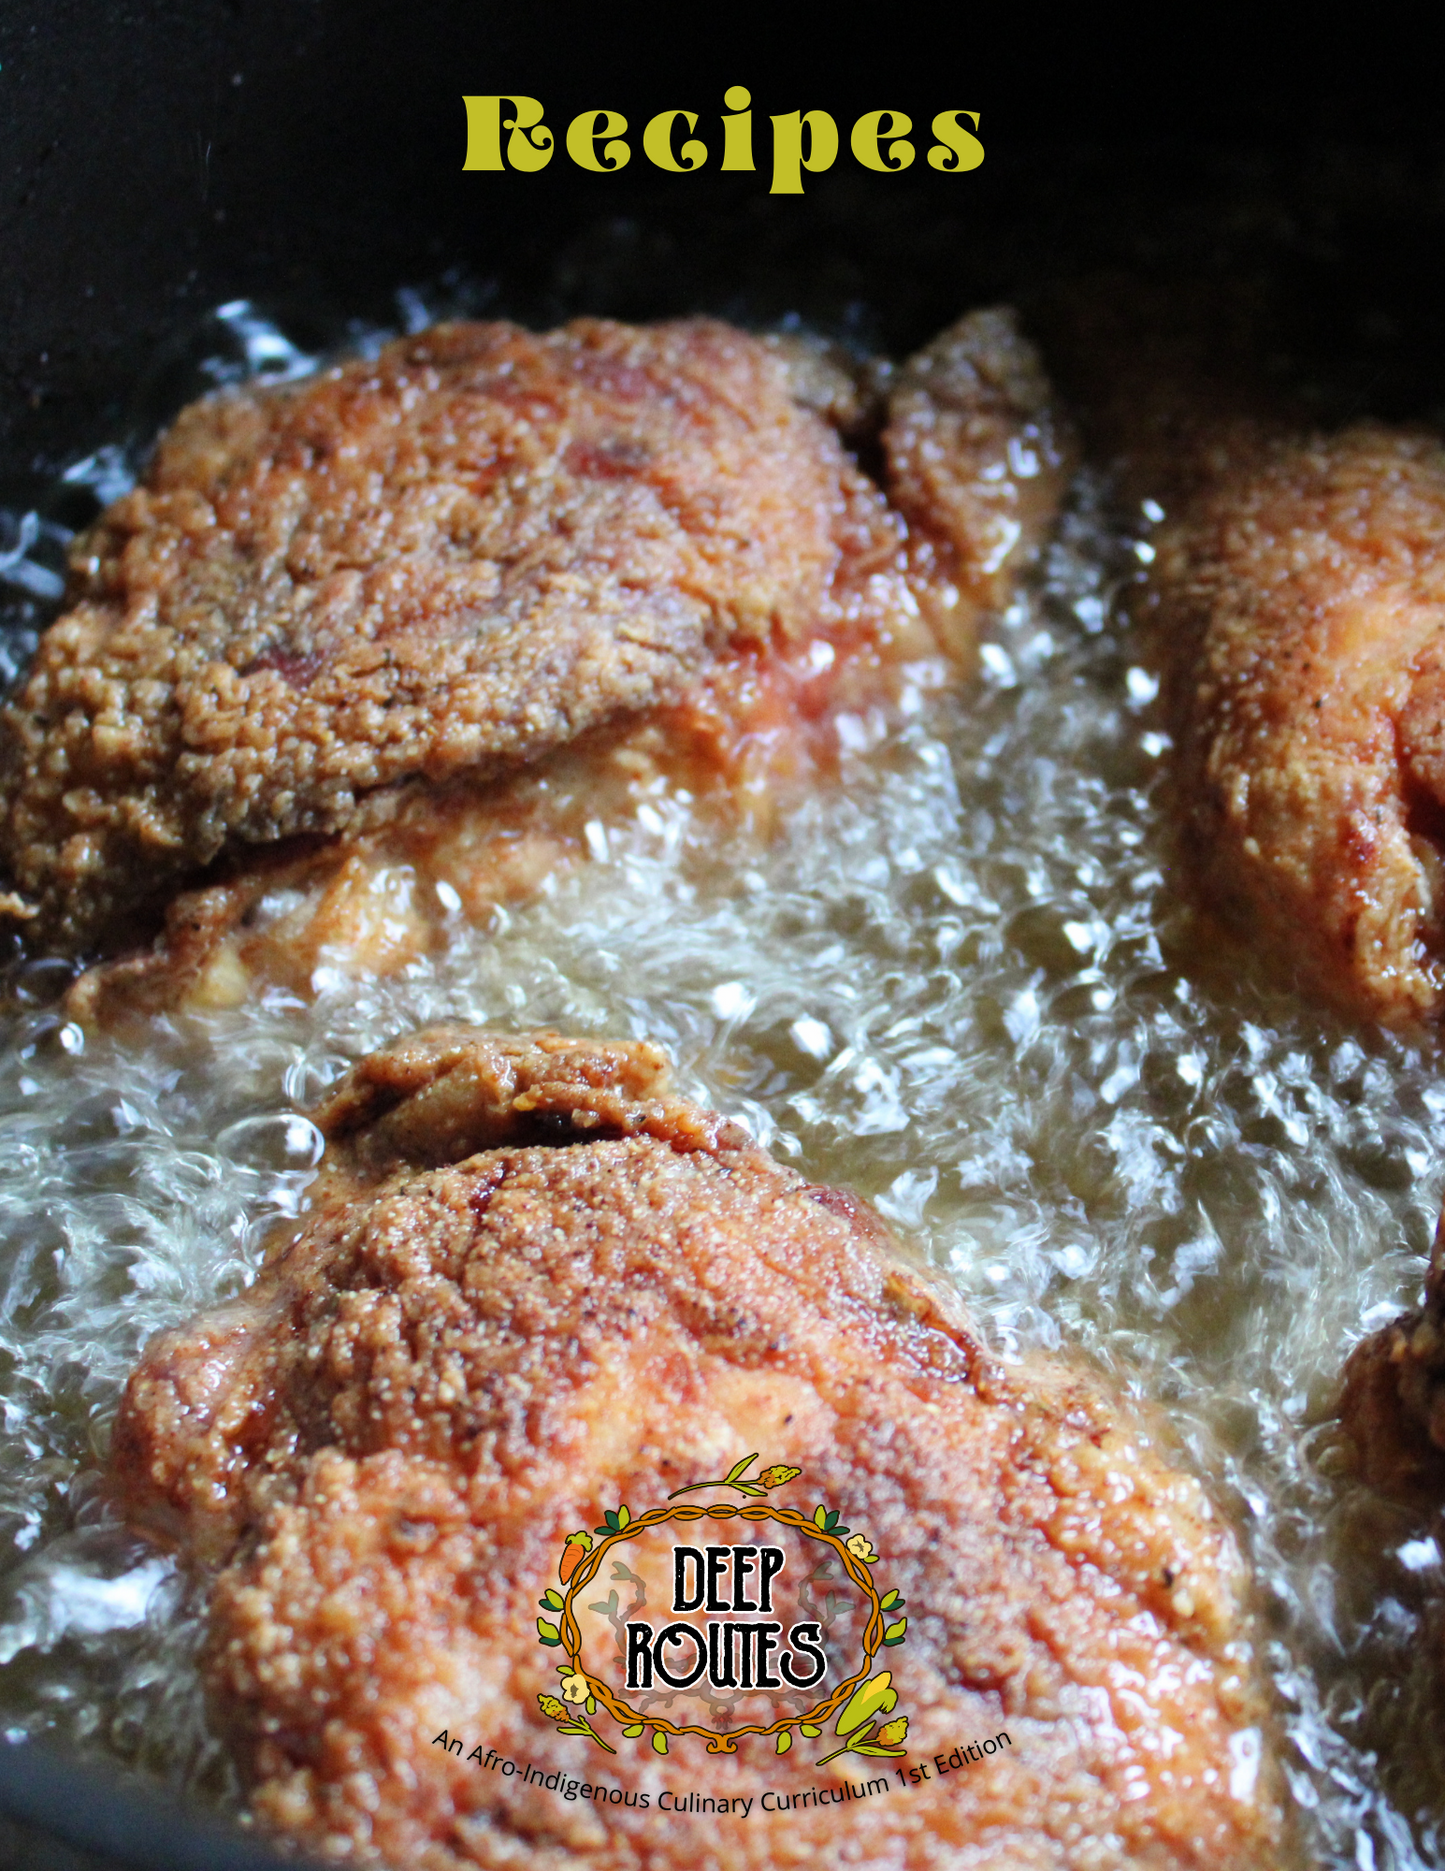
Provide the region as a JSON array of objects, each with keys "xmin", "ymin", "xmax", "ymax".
[{"xmin": 534, "ymin": 1455, "xmax": 910, "ymax": 1764}]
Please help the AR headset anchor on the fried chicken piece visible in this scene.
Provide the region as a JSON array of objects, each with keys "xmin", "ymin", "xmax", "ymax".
[
  {"xmin": 1143, "ymin": 426, "xmax": 1445, "ymax": 1023},
  {"xmin": 1043, "ymin": 278, "xmax": 1445, "ymax": 1021},
  {"xmin": 1340, "ymin": 1211, "xmax": 1445, "ymax": 1503},
  {"xmin": 883, "ymin": 307, "xmax": 1074, "ymax": 653},
  {"xmin": 0, "ymin": 312, "xmax": 1070, "ymax": 1016},
  {"xmin": 112, "ymin": 1028, "xmax": 1283, "ymax": 1870}
]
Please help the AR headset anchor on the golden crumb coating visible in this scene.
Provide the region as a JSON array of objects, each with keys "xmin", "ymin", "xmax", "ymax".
[
  {"xmin": 113, "ymin": 1028, "xmax": 1282, "ymax": 1870},
  {"xmin": 1143, "ymin": 427, "xmax": 1445, "ymax": 1023},
  {"xmin": 883, "ymin": 307, "xmax": 1073, "ymax": 654},
  {"xmin": 0, "ymin": 311, "xmax": 1069, "ymax": 1005},
  {"xmin": 1042, "ymin": 277, "xmax": 1445, "ymax": 1022}
]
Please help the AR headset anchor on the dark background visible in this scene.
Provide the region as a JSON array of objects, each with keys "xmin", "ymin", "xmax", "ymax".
[{"xmin": 2, "ymin": 1, "xmax": 1443, "ymax": 476}]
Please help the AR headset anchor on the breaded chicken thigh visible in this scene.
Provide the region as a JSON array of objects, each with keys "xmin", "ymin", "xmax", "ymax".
[
  {"xmin": 113, "ymin": 1028, "xmax": 1283, "ymax": 1871},
  {"xmin": 1047, "ymin": 280, "xmax": 1445, "ymax": 1022},
  {"xmin": 1145, "ymin": 427, "xmax": 1445, "ymax": 1023},
  {"xmin": 0, "ymin": 311, "xmax": 1069, "ymax": 1017}
]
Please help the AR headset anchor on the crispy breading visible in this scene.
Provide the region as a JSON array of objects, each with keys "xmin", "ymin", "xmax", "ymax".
[
  {"xmin": 1143, "ymin": 426, "xmax": 1445, "ymax": 1023},
  {"xmin": 884, "ymin": 306, "xmax": 1073, "ymax": 652},
  {"xmin": 113, "ymin": 1028, "xmax": 1282, "ymax": 1871},
  {"xmin": 1043, "ymin": 277, "xmax": 1445, "ymax": 1022},
  {"xmin": 0, "ymin": 312, "xmax": 1069, "ymax": 1012}
]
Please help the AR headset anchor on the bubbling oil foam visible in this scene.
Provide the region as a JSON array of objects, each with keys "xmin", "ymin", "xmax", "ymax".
[{"xmin": 0, "ymin": 297, "xmax": 1442, "ymax": 1864}]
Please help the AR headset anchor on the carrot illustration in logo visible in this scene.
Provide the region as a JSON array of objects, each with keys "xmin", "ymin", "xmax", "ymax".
[{"xmin": 559, "ymin": 1530, "xmax": 594, "ymax": 1583}]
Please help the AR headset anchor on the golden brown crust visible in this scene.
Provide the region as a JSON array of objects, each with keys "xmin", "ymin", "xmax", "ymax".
[
  {"xmin": 310, "ymin": 1024, "xmax": 699, "ymax": 1179},
  {"xmin": 1, "ymin": 319, "xmax": 882, "ymax": 950},
  {"xmin": 113, "ymin": 1028, "xmax": 1282, "ymax": 1870},
  {"xmin": 884, "ymin": 308, "xmax": 1075, "ymax": 655},
  {"xmin": 1043, "ymin": 277, "xmax": 1445, "ymax": 1022},
  {"xmin": 1144, "ymin": 426, "xmax": 1445, "ymax": 1023},
  {"xmin": 0, "ymin": 311, "xmax": 1067, "ymax": 978}
]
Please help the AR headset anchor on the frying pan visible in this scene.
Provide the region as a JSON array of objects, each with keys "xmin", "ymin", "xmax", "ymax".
[{"xmin": 1, "ymin": 4, "xmax": 1443, "ymax": 1865}]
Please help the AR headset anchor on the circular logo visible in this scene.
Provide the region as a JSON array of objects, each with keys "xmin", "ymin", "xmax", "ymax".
[{"xmin": 535, "ymin": 1456, "xmax": 910, "ymax": 1763}]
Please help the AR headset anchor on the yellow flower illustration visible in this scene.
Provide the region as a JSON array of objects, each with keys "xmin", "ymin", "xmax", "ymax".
[
  {"xmin": 559, "ymin": 1530, "xmax": 594, "ymax": 1583},
  {"xmin": 560, "ymin": 1671, "xmax": 591, "ymax": 1704},
  {"xmin": 845, "ymin": 1533, "xmax": 877, "ymax": 1562},
  {"xmin": 758, "ymin": 1464, "xmax": 801, "ymax": 1489},
  {"xmin": 538, "ymin": 1694, "xmax": 566, "ymax": 1720},
  {"xmin": 877, "ymin": 1717, "xmax": 909, "ymax": 1747}
]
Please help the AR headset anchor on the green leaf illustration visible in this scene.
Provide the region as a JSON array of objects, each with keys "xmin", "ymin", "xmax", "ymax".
[
  {"xmin": 616, "ymin": 1505, "xmax": 631, "ymax": 1530},
  {"xmin": 622, "ymin": 1724, "xmax": 644, "ymax": 1738},
  {"xmin": 558, "ymin": 1719, "xmax": 616, "ymax": 1754},
  {"xmin": 536, "ymin": 1619, "xmax": 561, "ymax": 1646},
  {"xmin": 652, "ymin": 1730, "xmax": 669, "ymax": 1756},
  {"xmin": 800, "ymin": 1724, "xmax": 821, "ymax": 1738},
  {"xmin": 725, "ymin": 1453, "xmax": 760, "ymax": 1483},
  {"xmin": 882, "ymin": 1618, "xmax": 908, "ymax": 1645},
  {"xmin": 776, "ymin": 1730, "xmax": 792, "ymax": 1754},
  {"xmin": 539, "ymin": 1589, "xmax": 564, "ymax": 1612},
  {"xmin": 814, "ymin": 1505, "xmax": 828, "ymax": 1528}
]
